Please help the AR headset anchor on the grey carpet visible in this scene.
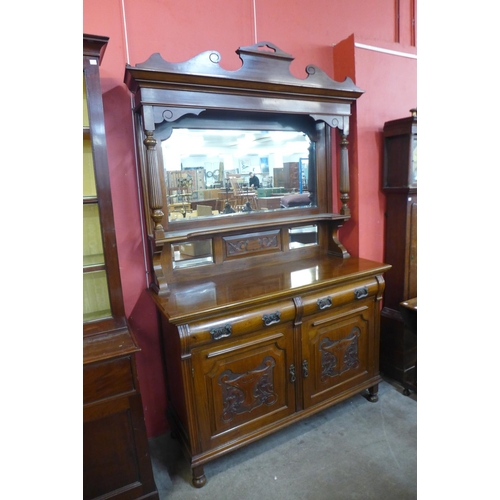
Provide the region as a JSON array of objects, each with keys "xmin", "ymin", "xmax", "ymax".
[{"xmin": 149, "ymin": 377, "xmax": 416, "ymax": 500}]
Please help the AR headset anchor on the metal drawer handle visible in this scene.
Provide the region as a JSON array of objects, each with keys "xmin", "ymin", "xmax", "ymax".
[
  {"xmin": 263, "ymin": 311, "xmax": 281, "ymax": 326},
  {"xmin": 209, "ymin": 324, "xmax": 232, "ymax": 340},
  {"xmin": 354, "ymin": 286, "xmax": 368, "ymax": 300},
  {"xmin": 317, "ymin": 296, "xmax": 332, "ymax": 310}
]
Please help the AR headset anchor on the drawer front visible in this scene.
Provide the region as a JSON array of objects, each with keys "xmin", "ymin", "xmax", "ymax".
[
  {"xmin": 299, "ymin": 277, "xmax": 379, "ymax": 318},
  {"xmin": 301, "ymin": 301, "xmax": 376, "ymax": 409},
  {"xmin": 192, "ymin": 323, "xmax": 296, "ymax": 451},
  {"xmin": 83, "ymin": 356, "xmax": 136, "ymax": 406},
  {"xmin": 184, "ymin": 299, "xmax": 296, "ymax": 349}
]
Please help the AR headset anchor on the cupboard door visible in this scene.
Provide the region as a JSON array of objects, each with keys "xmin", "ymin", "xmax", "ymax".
[
  {"xmin": 192, "ymin": 323, "xmax": 295, "ymax": 451},
  {"xmin": 83, "ymin": 394, "xmax": 148, "ymax": 500},
  {"xmin": 301, "ymin": 302, "xmax": 375, "ymax": 409}
]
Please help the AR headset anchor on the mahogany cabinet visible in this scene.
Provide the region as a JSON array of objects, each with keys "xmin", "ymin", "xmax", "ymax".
[
  {"xmin": 124, "ymin": 42, "xmax": 390, "ymax": 487},
  {"xmin": 273, "ymin": 162, "xmax": 300, "ymax": 192},
  {"xmin": 83, "ymin": 34, "xmax": 158, "ymax": 500},
  {"xmin": 152, "ymin": 257, "xmax": 387, "ymax": 487},
  {"xmin": 380, "ymin": 110, "xmax": 417, "ymax": 392},
  {"xmin": 83, "ymin": 332, "xmax": 158, "ymax": 500}
]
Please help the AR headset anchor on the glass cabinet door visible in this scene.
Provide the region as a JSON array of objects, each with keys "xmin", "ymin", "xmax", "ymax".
[
  {"xmin": 83, "ymin": 35, "xmax": 126, "ymax": 332},
  {"xmin": 83, "ymin": 76, "xmax": 112, "ymax": 322}
]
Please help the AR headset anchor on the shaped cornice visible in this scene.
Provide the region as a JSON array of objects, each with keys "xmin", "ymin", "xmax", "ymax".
[{"xmin": 124, "ymin": 41, "xmax": 363, "ymax": 102}]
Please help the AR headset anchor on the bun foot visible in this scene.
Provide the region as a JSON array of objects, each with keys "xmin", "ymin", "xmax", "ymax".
[
  {"xmin": 364, "ymin": 383, "xmax": 379, "ymax": 403},
  {"xmin": 192, "ymin": 466, "xmax": 207, "ymax": 488}
]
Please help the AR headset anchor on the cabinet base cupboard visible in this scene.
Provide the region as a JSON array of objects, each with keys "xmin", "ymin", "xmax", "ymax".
[
  {"xmin": 124, "ymin": 42, "xmax": 391, "ymax": 487},
  {"xmin": 150, "ymin": 256, "xmax": 389, "ymax": 487}
]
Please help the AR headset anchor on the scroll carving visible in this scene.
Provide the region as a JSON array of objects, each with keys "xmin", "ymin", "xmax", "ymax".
[
  {"xmin": 218, "ymin": 356, "xmax": 278, "ymax": 422},
  {"xmin": 130, "ymin": 42, "xmax": 363, "ymax": 98},
  {"xmin": 153, "ymin": 106, "xmax": 205, "ymax": 124},
  {"xmin": 319, "ymin": 327, "xmax": 360, "ymax": 382},
  {"xmin": 224, "ymin": 232, "xmax": 280, "ymax": 257},
  {"xmin": 329, "ymin": 223, "xmax": 350, "ymax": 258}
]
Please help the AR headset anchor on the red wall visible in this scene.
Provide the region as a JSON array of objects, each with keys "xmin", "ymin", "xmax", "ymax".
[{"xmin": 83, "ymin": 0, "xmax": 417, "ymax": 437}]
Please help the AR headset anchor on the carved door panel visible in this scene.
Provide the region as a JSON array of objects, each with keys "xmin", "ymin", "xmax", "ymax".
[
  {"xmin": 301, "ymin": 303, "xmax": 375, "ymax": 409},
  {"xmin": 192, "ymin": 323, "xmax": 295, "ymax": 451}
]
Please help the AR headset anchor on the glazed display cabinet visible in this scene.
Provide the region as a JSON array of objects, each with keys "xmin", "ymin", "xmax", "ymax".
[{"xmin": 83, "ymin": 33, "xmax": 158, "ymax": 500}]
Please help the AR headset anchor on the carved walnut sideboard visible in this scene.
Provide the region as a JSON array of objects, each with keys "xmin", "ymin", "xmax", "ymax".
[{"xmin": 124, "ymin": 42, "xmax": 391, "ymax": 487}]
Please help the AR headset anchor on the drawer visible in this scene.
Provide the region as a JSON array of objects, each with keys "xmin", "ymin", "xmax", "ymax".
[
  {"xmin": 83, "ymin": 356, "xmax": 136, "ymax": 405},
  {"xmin": 299, "ymin": 277, "xmax": 380, "ymax": 318},
  {"xmin": 183, "ymin": 299, "xmax": 296, "ymax": 348}
]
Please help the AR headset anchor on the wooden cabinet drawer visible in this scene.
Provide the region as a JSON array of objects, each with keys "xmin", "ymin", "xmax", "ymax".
[
  {"xmin": 83, "ymin": 356, "xmax": 136, "ymax": 405},
  {"xmin": 184, "ymin": 299, "xmax": 296, "ymax": 348},
  {"xmin": 299, "ymin": 277, "xmax": 380, "ymax": 317}
]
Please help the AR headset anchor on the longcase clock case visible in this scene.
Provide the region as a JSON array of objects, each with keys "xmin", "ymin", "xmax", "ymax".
[{"xmin": 380, "ymin": 110, "xmax": 417, "ymax": 393}]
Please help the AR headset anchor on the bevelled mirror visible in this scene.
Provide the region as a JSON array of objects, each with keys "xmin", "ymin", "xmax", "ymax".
[{"xmin": 155, "ymin": 110, "xmax": 318, "ymax": 223}]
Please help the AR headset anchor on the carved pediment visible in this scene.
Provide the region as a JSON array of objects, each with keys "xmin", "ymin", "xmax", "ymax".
[{"xmin": 125, "ymin": 41, "xmax": 363, "ymax": 101}]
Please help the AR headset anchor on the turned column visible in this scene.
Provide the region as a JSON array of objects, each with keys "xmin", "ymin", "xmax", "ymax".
[
  {"xmin": 339, "ymin": 132, "xmax": 350, "ymax": 217},
  {"xmin": 143, "ymin": 130, "xmax": 165, "ymax": 231}
]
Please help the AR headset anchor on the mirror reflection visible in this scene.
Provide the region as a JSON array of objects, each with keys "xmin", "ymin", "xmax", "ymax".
[
  {"xmin": 172, "ymin": 240, "xmax": 214, "ymax": 269},
  {"xmin": 289, "ymin": 225, "xmax": 318, "ymax": 249},
  {"xmin": 162, "ymin": 129, "xmax": 313, "ymax": 221}
]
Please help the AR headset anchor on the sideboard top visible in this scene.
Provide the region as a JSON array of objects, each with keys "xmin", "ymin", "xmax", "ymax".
[{"xmin": 150, "ymin": 255, "xmax": 391, "ymax": 323}]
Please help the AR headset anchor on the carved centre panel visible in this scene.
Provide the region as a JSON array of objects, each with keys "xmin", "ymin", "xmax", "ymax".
[
  {"xmin": 319, "ymin": 327, "xmax": 360, "ymax": 382},
  {"xmin": 223, "ymin": 230, "xmax": 281, "ymax": 260},
  {"xmin": 218, "ymin": 356, "xmax": 278, "ymax": 422}
]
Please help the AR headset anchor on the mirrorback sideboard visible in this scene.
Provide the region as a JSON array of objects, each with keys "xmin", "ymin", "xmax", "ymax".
[{"xmin": 124, "ymin": 42, "xmax": 391, "ymax": 487}]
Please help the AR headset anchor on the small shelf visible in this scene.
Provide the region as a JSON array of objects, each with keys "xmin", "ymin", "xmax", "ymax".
[{"xmin": 158, "ymin": 213, "xmax": 349, "ymax": 245}]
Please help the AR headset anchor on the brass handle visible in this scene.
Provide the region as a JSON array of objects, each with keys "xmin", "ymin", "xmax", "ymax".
[
  {"xmin": 263, "ymin": 311, "xmax": 281, "ymax": 326},
  {"xmin": 317, "ymin": 296, "xmax": 332, "ymax": 310},
  {"xmin": 289, "ymin": 364, "xmax": 296, "ymax": 383},
  {"xmin": 302, "ymin": 359, "xmax": 309, "ymax": 378},
  {"xmin": 209, "ymin": 324, "xmax": 232, "ymax": 340}
]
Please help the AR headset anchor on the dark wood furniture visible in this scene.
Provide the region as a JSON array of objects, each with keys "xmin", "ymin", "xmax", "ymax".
[
  {"xmin": 83, "ymin": 34, "xmax": 158, "ymax": 500},
  {"xmin": 399, "ymin": 297, "xmax": 417, "ymax": 395},
  {"xmin": 256, "ymin": 196, "xmax": 281, "ymax": 210},
  {"xmin": 275, "ymin": 162, "xmax": 300, "ymax": 191},
  {"xmin": 380, "ymin": 110, "xmax": 417, "ymax": 391},
  {"xmin": 124, "ymin": 42, "xmax": 390, "ymax": 488}
]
